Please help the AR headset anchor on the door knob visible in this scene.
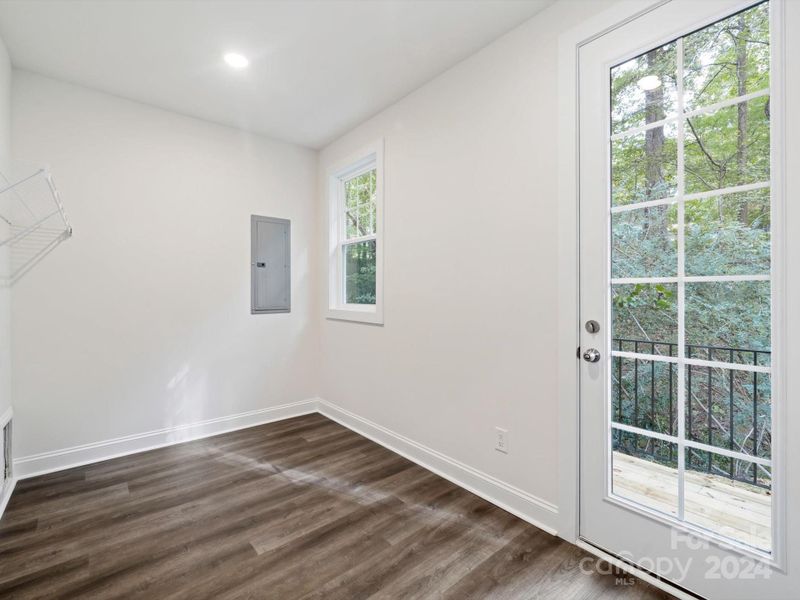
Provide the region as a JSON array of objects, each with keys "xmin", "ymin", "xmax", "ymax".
[{"xmin": 583, "ymin": 348, "xmax": 601, "ymax": 363}]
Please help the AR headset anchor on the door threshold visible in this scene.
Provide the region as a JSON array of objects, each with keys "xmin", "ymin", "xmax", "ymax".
[{"xmin": 575, "ymin": 538, "xmax": 705, "ymax": 600}]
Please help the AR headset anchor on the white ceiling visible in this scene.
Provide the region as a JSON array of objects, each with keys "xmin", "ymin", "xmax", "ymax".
[{"xmin": 0, "ymin": 0, "xmax": 552, "ymax": 148}]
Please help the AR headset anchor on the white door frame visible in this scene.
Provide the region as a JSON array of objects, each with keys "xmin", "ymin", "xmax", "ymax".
[
  {"xmin": 557, "ymin": 0, "xmax": 796, "ymax": 596},
  {"xmin": 557, "ymin": 0, "xmax": 674, "ymax": 546}
]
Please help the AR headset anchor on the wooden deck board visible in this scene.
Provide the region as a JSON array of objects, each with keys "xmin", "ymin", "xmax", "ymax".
[{"xmin": 613, "ymin": 451, "xmax": 771, "ymax": 551}]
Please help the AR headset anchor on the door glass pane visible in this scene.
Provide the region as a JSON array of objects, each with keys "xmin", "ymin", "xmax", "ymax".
[
  {"xmin": 686, "ymin": 365, "xmax": 771, "ymax": 460},
  {"xmin": 613, "ymin": 354, "xmax": 677, "ymax": 437},
  {"xmin": 611, "ymin": 123, "xmax": 678, "ymax": 206},
  {"xmin": 611, "ymin": 41, "xmax": 678, "ymax": 135},
  {"xmin": 684, "ymin": 448, "xmax": 771, "ymax": 551},
  {"xmin": 683, "ymin": 2, "xmax": 770, "ymax": 111},
  {"xmin": 685, "ymin": 281, "xmax": 771, "ymax": 365},
  {"xmin": 685, "ymin": 97, "xmax": 770, "ymax": 194},
  {"xmin": 685, "ymin": 188, "xmax": 770, "ymax": 276},
  {"xmin": 612, "ymin": 205, "xmax": 678, "ymax": 278},
  {"xmin": 607, "ymin": 1, "xmax": 773, "ymax": 553},
  {"xmin": 613, "ymin": 431, "xmax": 678, "ymax": 516},
  {"xmin": 612, "ymin": 283, "xmax": 678, "ymax": 345}
]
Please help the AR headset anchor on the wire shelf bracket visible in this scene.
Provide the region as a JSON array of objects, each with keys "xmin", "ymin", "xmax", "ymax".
[{"xmin": 0, "ymin": 167, "xmax": 72, "ymax": 286}]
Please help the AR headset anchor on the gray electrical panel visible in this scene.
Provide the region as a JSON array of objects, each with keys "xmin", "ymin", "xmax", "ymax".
[{"xmin": 251, "ymin": 215, "xmax": 290, "ymax": 314}]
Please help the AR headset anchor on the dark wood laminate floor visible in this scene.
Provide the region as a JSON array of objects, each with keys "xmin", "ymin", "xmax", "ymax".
[{"xmin": 0, "ymin": 414, "xmax": 674, "ymax": 599}]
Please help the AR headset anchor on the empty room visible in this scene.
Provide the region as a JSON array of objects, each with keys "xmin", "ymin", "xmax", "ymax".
[{"xmin": 0, "ymin": 0, "xmax": 797, "ymax": 598}]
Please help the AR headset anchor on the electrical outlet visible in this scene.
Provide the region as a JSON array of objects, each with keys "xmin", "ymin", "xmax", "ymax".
[{"xmin": 495, "ymin": 427, "xmax": 508, "ymax": 454}]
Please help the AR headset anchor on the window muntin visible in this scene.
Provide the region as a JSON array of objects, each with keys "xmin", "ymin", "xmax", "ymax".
[{"xmin": 608, "ymin": 1, "xmax": 774, "ymax": 553}]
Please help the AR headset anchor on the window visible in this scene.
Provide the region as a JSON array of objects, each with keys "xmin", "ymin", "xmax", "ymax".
[
  {"xmin": 608, "ymin": 1, "xmax": 775, "ymax": 552},
  {"xmin": 327, "ymin": 140, "xmax": 383, "ymax": 324}
]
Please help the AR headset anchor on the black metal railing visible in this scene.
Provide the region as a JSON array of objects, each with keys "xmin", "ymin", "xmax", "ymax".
[{"xmin": 612, "ymin": 338, "xmax": 771, "ymax": 489}]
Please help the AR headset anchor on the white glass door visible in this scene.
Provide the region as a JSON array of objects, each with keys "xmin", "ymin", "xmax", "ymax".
[{"xmin": 578, "ymin": 1, "xmax": 797, "ymax": 597}]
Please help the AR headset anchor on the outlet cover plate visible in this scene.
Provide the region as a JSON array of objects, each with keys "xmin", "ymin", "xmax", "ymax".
[{"xmin": 495, "ymin": 427, "xmax": 508, "ymax": 454}]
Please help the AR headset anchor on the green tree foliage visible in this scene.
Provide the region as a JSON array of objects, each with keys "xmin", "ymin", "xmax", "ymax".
[
  {"xmin": 685, "ymin": 190, "xmax": 770, "ymax": 276},
  {"xmin": 343, "ymin": 169, "xmax": 377, "ymax": 304},
  {"xmin": 345, "ymin": 240, "xmax": 376, "ymax": 304}
]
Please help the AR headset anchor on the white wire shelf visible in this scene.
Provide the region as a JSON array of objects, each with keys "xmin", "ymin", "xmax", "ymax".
[{"xmin": 0, "ymin": 167, "xmax": 72, "ymax": 285}]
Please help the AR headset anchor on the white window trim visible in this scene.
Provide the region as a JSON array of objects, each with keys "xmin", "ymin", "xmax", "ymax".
[{"xmin": 326, "ymin": 139, "xmax": 384, "ymax": 325}]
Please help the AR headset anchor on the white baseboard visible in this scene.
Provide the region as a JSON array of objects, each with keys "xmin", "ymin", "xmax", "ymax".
[
  {"xmin": 317, "ymin": 398, "xmax": 559, "ymax": 536},
  {"xmin": 13, "ymin": 399, "xmax": 318, "ymax": 479}
]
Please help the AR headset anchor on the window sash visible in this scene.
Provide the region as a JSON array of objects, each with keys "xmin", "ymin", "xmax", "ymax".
[
  {"xmin": 341, "ymin": 169, "xmax": 377, "ymax": 243},
  {"xmin": 339, "ymin": 237, "xmax": 377, "ymax": 306}
]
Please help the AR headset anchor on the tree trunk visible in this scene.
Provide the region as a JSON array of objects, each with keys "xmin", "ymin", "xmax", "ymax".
[
  {"xmin": 735, "ymin": 13, "xmax": 749, "ymax": 224},
  {"xmin": 644, "ymin": 49, "xmax": 666, "ymax": 201}
]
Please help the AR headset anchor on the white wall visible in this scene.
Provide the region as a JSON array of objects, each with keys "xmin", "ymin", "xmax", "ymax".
[
  {"xmin": 10, "ymin": 71, "xmax": 319, "ymax": 461},
  {"xmin": 6, "ymin": 0, "xmax": 612, "ymax": 531},
  {"xmin": 0, "ymin": 34, "xmax": 11, "ymax": 421},
  {"xmin": 317, "ymin": 0, "xmax": 611, "ymax": 529}
]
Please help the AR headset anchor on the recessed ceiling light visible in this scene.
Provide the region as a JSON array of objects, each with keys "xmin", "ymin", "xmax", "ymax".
[
  {"xmin": 224, "ymin": 52, "xmax": 249, "ymax": 70},
  {"xmin": 637, "ymin": 75, "xmax": 662, "ymax": 91}
]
